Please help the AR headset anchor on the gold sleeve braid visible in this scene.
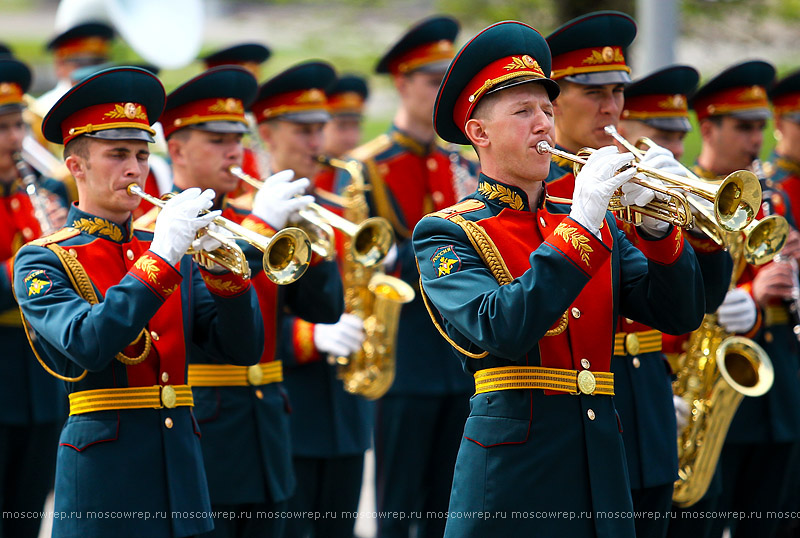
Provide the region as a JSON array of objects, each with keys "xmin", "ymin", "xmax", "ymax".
[
  {"xmin": 18, "ymin": 239, "xmax": 153, "ymax": 382},
  {"xmin": 420, "ymin": 213, "xmax": 569, "ymax": 359}
]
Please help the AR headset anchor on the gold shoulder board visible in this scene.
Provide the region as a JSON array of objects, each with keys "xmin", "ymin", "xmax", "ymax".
[
  {"xmin": 350, "ymin": 134, "xmax": 392, "ymax": 162},
  {"xmin": 28, "ymin": 227, "xmax": 80, "ymax": 247},
  {"xmin": 426, "ymin": 199, "xmax": 486, "ymax": 220}
]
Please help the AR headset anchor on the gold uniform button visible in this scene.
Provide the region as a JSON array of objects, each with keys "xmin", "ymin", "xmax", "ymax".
[
  {"xmin": 10, "ymin": 199, "xmax": 20, "ymax": 210},
  {"xmin": 580, "ymin": 358, "xmax": 590, "ymax": 369},
  {"xmin": 164, "ymin": 417, "xmax": 173, "ymax": 429},
  {"xmin": 161, "ymin": 372, "xmax": 169, "ymax": 383},
  {"xmin": 587, "ymin": 409, "xmax": 596, "ymax": 421},
  {"xmin": 68, "ymin": 249, "xmax": 78, "ymax": 258},
  {"xmin": 432, "ymin": 191, "xmax": 444, "ymax": 205},
  {"xmin": 427, "ymin": 158, "xmax": 438, "ymax": 171},
  {"xmin": 539, "ymin": 216, "xmax": 547, "ymax": 227},
  {"xmin": 765, "ymin": 331, "xmax": 774, "ymax": 343},
  {"xmin": 632, "ymin": 357, "xmax": 641, "ymax": 368},
  {"xmin": 625, "ymin": 318, "xmax": 634, "ymax": 325},
  {"xmin": 571, "ymin": 307, "xmax": 581, "ymax": 319},
  {"xmin": 255, "ymin": 389, "xmax": 264, "ymax": 400},
  {"xmin": 126, "ymin": 249, "xmax": 135, "ymax": 260},
  {"xmin": 150, "ymin": 331, "xmax": 159, "ymax": 341},
  {"xmin": 22, "ymin": 227, "xmax": 33, "ymax": 239}
]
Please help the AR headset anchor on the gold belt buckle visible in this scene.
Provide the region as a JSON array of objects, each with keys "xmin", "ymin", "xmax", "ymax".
[
  {"xmin": 625, "ymin": 333, "xmax": 640, "ymax": 355},
  {"xmin": 161, "ymin": 385, "xmax": 177, "ymax": 408},
  {"xmin": 576, "ymin": 370, "xmax": 596, "ymax": 395},
  {"xmin": 247, "ymin": 364, "xmax": 264, "ymax": 386}
]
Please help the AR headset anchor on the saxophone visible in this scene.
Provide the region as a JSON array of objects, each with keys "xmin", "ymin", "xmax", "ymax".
[
  {"xmin": 318, "ymin": 156, "xmax": 415, "ymax": 400},
  {"xmin": 672, "ymin": 230, "xmax": 776, "ymax": 507}
]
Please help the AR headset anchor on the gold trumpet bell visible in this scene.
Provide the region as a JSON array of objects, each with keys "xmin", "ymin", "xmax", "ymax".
[
  {"xmin": 743, "ymin": 214, "xmax": 790, "ymax": 266},
  {"xmin": 715, "ymin": 171, "xmax": 761, "ymax": 232},
  {"xmin": 263, "ymin": 228, "xmax": 313, "ymax": 284}
]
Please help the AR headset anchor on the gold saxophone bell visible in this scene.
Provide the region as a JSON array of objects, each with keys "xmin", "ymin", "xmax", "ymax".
[
  {"xmin": 126, "ymin": 183, "xmax": 311, "ymax": 284},
  {"xmin": 229, "ymin": 164, "xmax": 395, "ymax": 267}
]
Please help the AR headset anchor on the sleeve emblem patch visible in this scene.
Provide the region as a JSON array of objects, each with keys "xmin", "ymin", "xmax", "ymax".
[
  {"xmin": 24, "ymin": 269, "xmax": 52, "ymax": 297},
  {"xmin": 431, "ymin": 245, "xmax": 461, "ymax": 277}
]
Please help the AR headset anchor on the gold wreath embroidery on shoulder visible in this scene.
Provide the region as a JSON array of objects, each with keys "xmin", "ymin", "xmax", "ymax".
[{"xmin": 553, "ymin": 222, "xmax": 593, "ymax": 267}]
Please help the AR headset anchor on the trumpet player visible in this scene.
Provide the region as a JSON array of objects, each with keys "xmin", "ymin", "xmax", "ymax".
[
  {"xmin": 249, "ymin": 60, "xmax": 369, "ymax": 538},
  {"xmin": 682, "ymin": 60, "xmax": 800, "ymax": 538},
  {"xmin": 413, "ymin": 20, "xmax": 705, "ymax": 536},
  {"xmin": 767, "ymin": 70, "xmax": 800, "ymax": 537},
  {"xmin": 37, "ymin": 22, "xmax": 115, "ymax": 114},
  {"xmin": 155, "ymin": 66, "xmax": 344, "ymax": 538},
  {"xmin": 545, "ymin": 12, "xmax": 733, "ymax": 538},
  {"xmin": 619, "ymin": 65, "xmax": 700, "ymax": 162},
  {"xmin": 13, "ymin": 66, "xmax": 265, "ymax": 538},
  {"xmin": 0, "ymin": 56, "xmax": 69, "ymax": 538}
]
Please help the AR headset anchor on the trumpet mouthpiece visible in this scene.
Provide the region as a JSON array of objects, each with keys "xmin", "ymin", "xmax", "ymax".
[
  {"xmin": 536, "ymin": 141, "xmax": 552, "ymax": 154},
  {"xmin": 604, "ymin": 125, "xmax": 618, "ymax": 135}
]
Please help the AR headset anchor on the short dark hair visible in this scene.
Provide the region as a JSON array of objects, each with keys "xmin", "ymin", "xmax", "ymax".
[{"xmin": 63, "ymin": 136, "xmax": 89, "ymax": 159}]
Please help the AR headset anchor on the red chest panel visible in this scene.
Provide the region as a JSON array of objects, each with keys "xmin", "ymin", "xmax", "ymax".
[
  {"xmin": 477, "ymin": 207, "xmax": 615, "ymax": 372},
  {"xmin": 0, "ymin": 192, "xmax": 42, "ymax": 261},
  {"xmin": 223, "ymin": 207, "xmax": 279, "ymax": 363},
  {"xmin": 70, "ymin": 237, "xmax": 185, "ymax": 386},
  {"xmin": 383, "ymin": 151, "xmax": 456, "ymax": 229}
]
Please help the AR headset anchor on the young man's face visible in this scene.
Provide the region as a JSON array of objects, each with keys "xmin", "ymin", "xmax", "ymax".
[
  {"xmin": 469, "ymin": 83, "xmax": 555, "ymax": 185},
  {"xmin": 619, "ymin": 119, "xmax": 688, "ymax": 161},
  {"xmin": 0, "ymin": 110, "xmax": 25, "ymax": 181},
  {"xmin": 775, "ymin": 116, "xmax": 800, "ymax": 162},
  {"xmin": 702, "ymin": 116, "xmax": 766, "ymax": 174},
  {"xmin": 322, "ymin": 115, "xmax": 362, "ymax": 158},
  {"xmin": 69, "ymin": 138, "xmax": 150, "ymax": 222},
  {"xmin": 170, "ymin": 129, "xmax": 244, "ymax": 195},
  {"xmin": 259, "ymin": 120, "xmax": 325, "ymax": 179},
  {"xmin": 396, "ymin": 70, "xmax": 445, "ymax": 128},
  {"xmin": 554, "ymin": 81, "xmax": 625, "ymax": 152}
]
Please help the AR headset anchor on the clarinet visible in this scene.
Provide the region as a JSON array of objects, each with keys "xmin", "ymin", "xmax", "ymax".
[
  {"xmin": 753, "ymin": 159, "xmax": 800, "ymax": 340},
  {"xmin": 13, "ymin": 152, "xmax": 56, "ymax": 236}
]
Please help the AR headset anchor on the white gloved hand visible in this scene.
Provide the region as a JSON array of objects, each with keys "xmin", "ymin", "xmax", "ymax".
[
  {"xmin": 717, "ymin": 288, "xmax": 758, "ymax": 333},
  {"xmin": 570, "ymin": 146, "xmax": 636, "ymax": 237},
  {"xmin": 639, "ymin": 143, "xmax": 686, "ymax": 178},
  {"xmin": 673, "ymin": 395, "xmax": 691, "ymax": 431},
  {"xmin": 252, "ymin": 169, "xmax": 314, "ymax": 230},
  {"xmin": 150, "ymin": 188, "xmax": 220, "ymax": 266},
  {"xmin": 382, "ymin": 243, "xmax": 399, "ymax": 271},
  {"xmin": 313, "ymin": 313, "xmax": 366, "ymax": 357},
  {"xmin": 191, "ymin": 223, "xmax": 232, "ymax": 273}
]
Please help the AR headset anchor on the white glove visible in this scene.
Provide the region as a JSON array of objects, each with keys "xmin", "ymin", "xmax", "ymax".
[
  {"xmin": 570, "ymin": 146, "xmax": 636, "ymax": 237},
  {"xmin": 717, "ymin": 288, "xmax": 758, "ymax": 333},
  {"xmin": 151, "ymin": 188, "xmax": 220, "ymax": 266},
  {"xmin": 252, "ymin": 169, "xmax": 314, "ymax": 229},
  {"xmin": 313, "ymin": 313, "xmax": 366, "ymax": 357},
  {"xmin": 673, "ymin": 395, "xmax": 691, "ymax": 432},
  {"xmin": 639, "ymin": 143, "xmax": 686, "ymax": 178},
  {"xmin": 382, "ymin": 243, "xmax": 399, "ymax": 271}
]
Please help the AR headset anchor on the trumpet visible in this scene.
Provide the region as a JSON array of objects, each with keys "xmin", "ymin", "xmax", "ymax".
[
  {"xmin": 603, "ymin": 125, "xmax": 762, "ymax": 234},
  {"xmin": 14, "ymin": 152, "xmax": 58, "ymax": 236},
  {"xmin": 126, "ymin": 184, "xmax": 311, "ymax": 284},
  {"xmin": 536, "ymin": 140, "xmax": 692, "ymax": 228},
  {"xmin": 228, "ymin": 164, "xmax": 394, "ymax": 268}
]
